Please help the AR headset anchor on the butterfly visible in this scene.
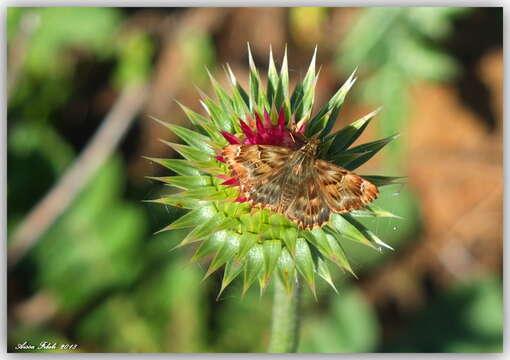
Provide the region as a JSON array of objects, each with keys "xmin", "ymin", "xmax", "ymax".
[{"xmin": 221, "ymin": 137, "xmax": 379, "ymax": 230}]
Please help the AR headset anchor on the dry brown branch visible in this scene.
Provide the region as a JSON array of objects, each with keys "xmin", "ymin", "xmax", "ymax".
[
  {"xmin": 7, "ymin": 11, "xmax": 39, "ymax": 99},
  {"xmin": 8, "ymin": 84, "xmax": 149, "ymax": 267},
  {"xmin": 7, "ymin": 8, "xmax": 232, "ymax": 268}
]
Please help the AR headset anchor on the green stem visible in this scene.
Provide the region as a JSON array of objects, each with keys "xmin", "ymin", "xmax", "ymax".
[{"xmin": 268, "ymin": 276, "xmax": 301, "ymax": 353}]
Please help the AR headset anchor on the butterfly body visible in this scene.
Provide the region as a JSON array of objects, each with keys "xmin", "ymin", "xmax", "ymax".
[{"xmin": 222, "ymin": 138, "xmax": 378, "ymax": 230}]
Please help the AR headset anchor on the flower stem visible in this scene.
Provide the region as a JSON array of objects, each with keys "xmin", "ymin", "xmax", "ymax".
[{"xmin": 268, "ymin": 276, "xmax": 301, "ymax": 353}]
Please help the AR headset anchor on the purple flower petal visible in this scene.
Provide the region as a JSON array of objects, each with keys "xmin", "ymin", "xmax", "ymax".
[
  {"xmin": 278, "ymin": 107, "xmax": 285, "ymax": 132},
  {"xmin": 215, "ymin": 155, "xmax": 226, "ymax": 163},
  {"xmin": 221, "ymin": 177, "xmax": 239, "ymax": 186},
  {"xmin": 221, "ymin": 131, "xmax": 241, "ymax": 145},
  {"xmin": 263, "ymin": 110, "xmax": 272, "ymax": 127},
  {"xmin": 255, "ymin": 112, "xmax": 265, "ymax": 133},
  {"xmin": 240, "ymin": 119, "xmax": 257, "ymax": 143}
]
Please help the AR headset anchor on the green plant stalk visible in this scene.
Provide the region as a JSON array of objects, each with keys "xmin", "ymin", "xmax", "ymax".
[{"xmin": 268, "ymin": 276, "xmax": 301, "ymax": 353}]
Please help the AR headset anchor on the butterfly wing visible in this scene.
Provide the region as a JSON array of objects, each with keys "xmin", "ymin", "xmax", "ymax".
[
  {"xmin": 314, "ymin": 159, "xmax": 379, "ymax": 213},
  {"xmin": 222, "ymin": 144, "xmax": 294, "ymax": 211},
  {"xmin": 284, "ymin": 172, "xmax": 331, "ymax": 230},
  {"xmin": 222, "ymin": 145, "xmax": 378, "ymax": 230}
]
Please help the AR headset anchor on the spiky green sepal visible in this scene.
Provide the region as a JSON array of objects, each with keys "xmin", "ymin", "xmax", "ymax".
[{"xmin": 148, "ymin": 46, "xmax": 400, "ymax": 296}]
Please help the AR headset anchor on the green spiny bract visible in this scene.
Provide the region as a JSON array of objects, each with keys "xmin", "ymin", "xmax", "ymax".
[{"xmin": 147, "ymin": 46, "xmax": 402, "ymax": 297}]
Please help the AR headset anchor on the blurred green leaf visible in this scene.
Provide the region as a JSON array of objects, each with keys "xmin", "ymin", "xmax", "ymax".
[
  {"xmin": 180, "ymin": 30, "xmax": 215, "ymax": 85},
  {"xmin": 114, "ymin": 31, "xmax": 154, "ymax": 87},
  {"xmin": 8, "ymin": 120, "xmax": 74, "ymax": 172},
  {"xmin": 77, "ymin": 296, "xmax": 160, "ymax": 352},
  {"xmin": 7, "ymin": 121, "xmax": 74, "ymax": 230},
  {"xmin": 337, "ymin": 7, "xmax": 471, "ymax": 166},
  {"xmin": 25, "ymin": 7, "xmax": 122, "ymax": 77},
  {"xmin": 133, "ymin": 258, "xmax": 207, "ymax": 352},
  {"xmin": 384, "ymin": 276, "xmax": 503, "ymax": 352},
  {"xmin": 392, "ymin": 31, "xmax": 458, "ymax": 81},
  {"xmin": 299, "ymin": 286, "xmax": 379, "ymax": 352},
  {"xmin": 7, "ymin": 7, "xmax": 27, "ymax": 40},
  {"xmin": 33, "ymin": 157, "xmax": 146, "ymax": 312},
  {"xmin": 213, "ymin": 287, "xmax": 272, "ymax": 352},
  {"xmin": 407, "ymin": 7, "xmax": 471, "ymax": 39}
]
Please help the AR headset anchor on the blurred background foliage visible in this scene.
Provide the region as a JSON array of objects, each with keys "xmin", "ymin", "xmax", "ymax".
[{"xmin": 7, "ymin": 7, "xmax": 502, "ymax": 353}]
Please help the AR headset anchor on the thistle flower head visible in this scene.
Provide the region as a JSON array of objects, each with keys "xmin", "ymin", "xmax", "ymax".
[{"xmin": 147, "ymin": 46, "xmax": 401, "ymax": 297}]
